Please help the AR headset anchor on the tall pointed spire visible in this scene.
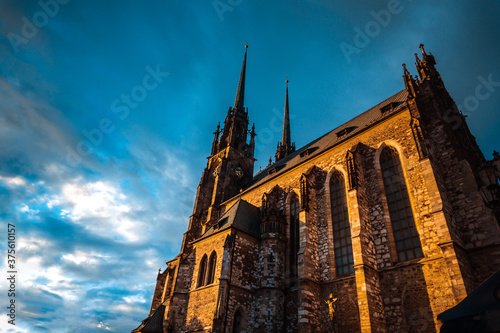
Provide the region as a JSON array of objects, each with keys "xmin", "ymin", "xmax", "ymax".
[
  {"xmin": 282, "ymin": 79, "xmax": 291, "ymax": 148},
  {"xmin": 233, "ymin": 44, "xmax": 248, "ymax": 111},
  {"xmin": 218, "ymin": 44, "xmax": 252, "ymax": 153},
  {"xmin": 275, "ymin": 79, "xmax": 295, "ymax": 162}
]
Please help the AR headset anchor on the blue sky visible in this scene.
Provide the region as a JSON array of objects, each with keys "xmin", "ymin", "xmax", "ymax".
[{"xmin": 0, "ymin": 1, "xmax": 499, "ymax": 332}]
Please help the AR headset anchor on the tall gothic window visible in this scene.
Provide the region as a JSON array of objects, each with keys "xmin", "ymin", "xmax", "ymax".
[
  {"xmin": 206, "ymin": 251, "xmax": 217, "ymax": 285},
  {"xmin": 330, "ymin": 171, "xmax": 354, "ymax": 276},
  {"xmin": 289, "ymin": 195, "xmax": 300, "ymax": 285},
  {"xmin": 197, "ymin": 255, "xmax": 207, "ymax": 288},
  {"xmin": 380, "ymin": 146, "xmax": 423, "ymax": 261}
]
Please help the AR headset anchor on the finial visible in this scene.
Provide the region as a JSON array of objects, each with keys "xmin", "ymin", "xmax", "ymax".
[
  {"xmin": 214, "ymin": 122, "xmax": 221, "ymax": 136},
  {"xmin": 419, "ymin": 43, "xmax": 426, "ymax": 55},
  {"xmin": 402, "ymin": 63, "xmax": 410, "ymax": 75},
  {"xmin": 250, "ymin": 123, "xmax": 256, "ymax": 139},
  {"xmin": 158, "ymin": 268, "xmax": 162, "ymax": 274},
  {"xmin": 244, "ymin": 41, "xmax": 249, "ymax": 49}
]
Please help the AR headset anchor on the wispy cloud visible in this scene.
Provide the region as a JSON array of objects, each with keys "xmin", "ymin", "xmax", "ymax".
[
  {"xmin": 0, "ymin": 0, "xmax": 499, "ymax": 332},
  {"xmin": 0, "ymin": 70, "xmax": 195, "ymax": 332}
]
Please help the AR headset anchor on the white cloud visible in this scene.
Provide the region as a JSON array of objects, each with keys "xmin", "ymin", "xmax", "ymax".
[
  {"xmin": 97, "ymin": 322, "xmax": 111, "ymax": 330},
  {"xmin": 0, "ymin": 175, "xmax": 27, "ymax": 187},
  {"xmin": 62, "ymin": 250, "xmax": 100, "ymax": 266},
  {"xmin": 18, "ymin": 236, "xmax": 49, "ymax": 253},
  {"xmin": 123, "ymin": 295, "xmax": 146, "ymax": 304},
  {"xmin": 56, "ymin": 179, "xmax": 146, "ymax": 243},
  {"xmin": 20, "ymin": 256, "xmax": 84, "ymax": 303},
  {"xmin": 62, "ymin": 180, "xmax": 130, "ymax": 219},
  {"xmin": 116, "ymin": 303, "xmax": 145, "ymax": 313},
  {"xmin": 18, "ymin": 203, "xmax": 40, "ymax": 220}
]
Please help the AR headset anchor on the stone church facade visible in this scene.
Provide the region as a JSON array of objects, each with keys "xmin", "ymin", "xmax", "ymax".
[{"xmin": 133, "ymin": 45, "xmax": 500, "ymax": 333}]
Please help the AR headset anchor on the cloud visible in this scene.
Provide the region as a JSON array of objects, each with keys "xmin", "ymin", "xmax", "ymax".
[
  {"xmin": 0, "ymin": 175, "xmax": 27, "ymax": 187},
  {"xmin": 1, "ymin": 1, "xmax": 498, "ymax": 332},
  {"xmin": 0, "ymin": 68, "xmax": 195, "ymax": 332}
]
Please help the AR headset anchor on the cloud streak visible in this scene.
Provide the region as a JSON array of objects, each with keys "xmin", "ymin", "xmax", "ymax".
[{"xmin": 0, "ymin": 0, "xmax": 499, "ymax": 332}]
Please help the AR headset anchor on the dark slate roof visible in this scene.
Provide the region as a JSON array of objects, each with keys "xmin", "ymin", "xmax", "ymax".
[
  {"xmin": 242, "ymin": 89, "xmax": 408, "ymax": 193},
  {"xmin": 195, "ymin": 199, "xmax": 260, "ymax": 242},
  {"xmin": 131, "ymin": 304, "xmax": 165, "ymax": 333},
  {"xmin": 438, "ymin": 269, "xmax": 500, "ymax": 322}
]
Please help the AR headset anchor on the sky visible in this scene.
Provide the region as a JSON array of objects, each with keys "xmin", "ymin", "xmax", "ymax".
[{"xmin": 0, "ymin": 0, "xmax": 499, "ymax": 332}]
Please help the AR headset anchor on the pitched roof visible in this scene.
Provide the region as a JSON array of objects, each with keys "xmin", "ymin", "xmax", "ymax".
[
  {"xmin": 438, "ymin": 269, "xmax": 500, "ymax": 322},
  {"xmin": 195, "ymin": 199, "xmax": 260, "ymax": 242},
  {"xmin": 243, "ymin": 89, "xmax": 408, "ymax": 193},
  {"xmin": 131, "ymin": 304, "xmax": 165, "ymax": 333}
]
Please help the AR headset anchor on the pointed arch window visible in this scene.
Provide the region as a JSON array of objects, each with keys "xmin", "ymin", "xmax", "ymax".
[
  {"xmin": 330, "ymin": 171, "xmax": 354, "ymax": 276},
  {"xmin": 380, "ymin": 147, "xmax": 423, "ymax": 261},
  {"xmin": 289, "ymin": 194, "xmax": 300, "ymax": 285},
  {"xmin": 197, "ymin": 255, "xmax": 208, "ymax": 288},
  {"xmin": 232, "ymin": 309, "xmax": 243, "ymax": 333},
  {"xmin": 206, "ymin": 251, "xmax": 217, "ymax": 285}
]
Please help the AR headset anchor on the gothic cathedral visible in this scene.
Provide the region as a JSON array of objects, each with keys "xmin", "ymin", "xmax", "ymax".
[{"xmin": 133, "ymin": 45, "xmax": 500, "ymax": 333}]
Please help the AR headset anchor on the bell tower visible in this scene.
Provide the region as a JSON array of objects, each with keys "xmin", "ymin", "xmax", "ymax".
[{"xmin": 181, "ymin": 45, "xmax": 256, "ymax": 252}]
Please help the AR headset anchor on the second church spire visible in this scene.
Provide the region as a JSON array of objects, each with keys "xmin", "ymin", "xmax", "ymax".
[{"xmin": 276, "ymin": 79, "xmax": 295, "ymax": 161}]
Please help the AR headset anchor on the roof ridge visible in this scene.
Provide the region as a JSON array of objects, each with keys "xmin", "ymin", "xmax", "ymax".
[{"xmin": 257, "ymin": 89, "xmax": 407, "ymax": 174}]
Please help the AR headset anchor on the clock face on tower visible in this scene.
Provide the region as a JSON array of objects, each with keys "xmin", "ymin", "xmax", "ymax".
[
  {"xmin": 235, "ymin": 166, "xmax": 244, "ymax": 180},
  {"xmin": 213, "ymin": 164, "xmax": 221, "ymax": 177}
]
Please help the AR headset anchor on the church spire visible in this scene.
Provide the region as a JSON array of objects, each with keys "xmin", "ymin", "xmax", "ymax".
[
  {"xmin": 233, "ymin": 44, "xmax": 248, "ymax": 111},
  {"xmin": 282, "ymin": 79, "xmax": 291, "ymax": 148},
  {"xmin": 217, "ymin": 44, "xmax": 252, "ymax": 153},
  {"xmin": 275, "ymin": 79, "xmax": 295, "ymax": 162}
]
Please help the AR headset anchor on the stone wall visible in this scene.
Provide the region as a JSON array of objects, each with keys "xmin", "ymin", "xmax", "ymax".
[
  {"xmin": 322, "ymin": 277, "xmax": 361, "ymax": 333},
  {"xmin": 153, "ymin": 86, "xmax": 500, "ymax": 332}
]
